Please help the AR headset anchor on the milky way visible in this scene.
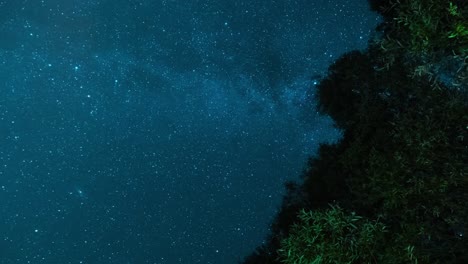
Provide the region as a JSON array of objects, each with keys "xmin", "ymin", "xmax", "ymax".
[{"xmin": 0, "ymin": 1, "xmax": 379, "ymax": 263}]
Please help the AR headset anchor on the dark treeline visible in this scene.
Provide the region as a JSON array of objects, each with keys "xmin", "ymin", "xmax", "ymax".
[{"xmin": 240, "ymin": 0, "xmax": 467, "ymax": 263}]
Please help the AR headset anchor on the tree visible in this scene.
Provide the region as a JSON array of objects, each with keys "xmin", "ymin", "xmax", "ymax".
[{"xmin": 278, "ymin": 204, "xmax": 418, "ymax": 264}]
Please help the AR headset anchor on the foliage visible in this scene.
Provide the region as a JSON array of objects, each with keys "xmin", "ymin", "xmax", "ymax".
[
  {"xmin": 372, "ymin": 0, "xmax": 468, "ymax": 92},
  {"xmin": 316, "ymin": 50, "xmax": 390, "ymax": 130},
  {"xmin": 352, "ymin": 85, "xmax": 468, "ymax": 263},
  {"xmin": 240, "ymin": 1, "xmax": 468, "ymax": 263},
  {"xmin": 380, "ymin": 0, "xmax": 468, "ymax": 56},
  {"xmin": 278, "ymin": 205, "xmax": 418, "ymax": 264}
]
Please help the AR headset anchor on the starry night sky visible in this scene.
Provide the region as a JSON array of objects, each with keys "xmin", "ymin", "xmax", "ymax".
[{"xmin": 0, "ymin": 1, "xmax": 379, "ymax": 263}]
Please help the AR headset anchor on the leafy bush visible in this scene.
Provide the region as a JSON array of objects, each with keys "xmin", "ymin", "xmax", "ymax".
[{"xmin": 278, "ymin": 205, "xmax": 419, "ymax": 264}]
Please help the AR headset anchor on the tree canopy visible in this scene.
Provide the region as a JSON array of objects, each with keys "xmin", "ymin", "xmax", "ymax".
[{"xmin": 241, "ymin": 0, "xmax": 467, "ymax": 263}]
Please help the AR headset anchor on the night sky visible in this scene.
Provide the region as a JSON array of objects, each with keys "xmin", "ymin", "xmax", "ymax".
[{"xmin": 0, "ymin": 1, "xmax": 379, "ymax": 263}]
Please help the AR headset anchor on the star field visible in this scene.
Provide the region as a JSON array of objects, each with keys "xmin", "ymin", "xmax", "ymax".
[{"xmin": 0, "ymin": 1, "xmax": 380, "ymax": 263}]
